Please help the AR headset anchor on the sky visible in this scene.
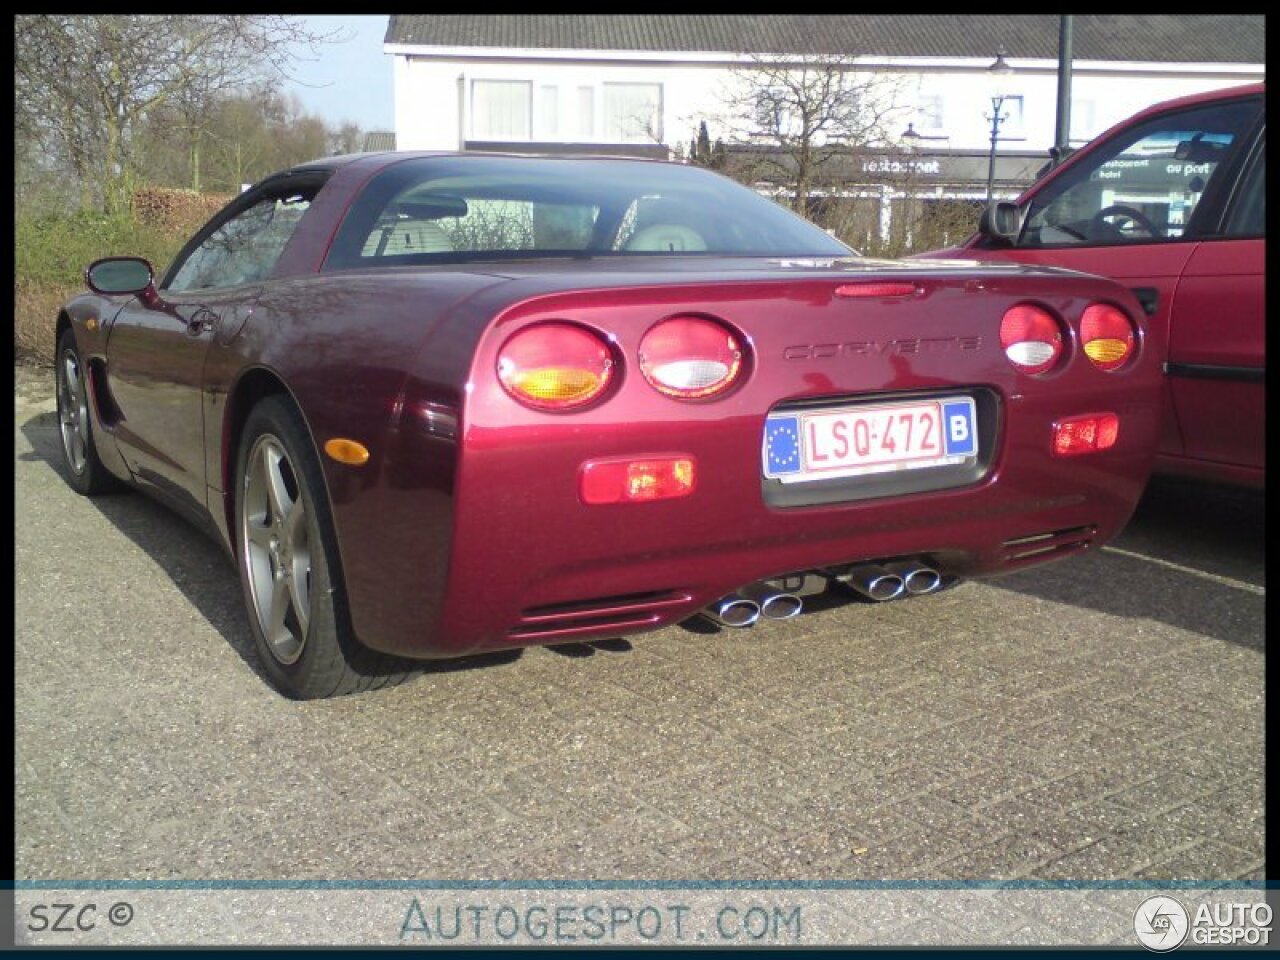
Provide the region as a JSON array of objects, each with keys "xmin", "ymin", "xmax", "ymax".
[{"xmin": 281, "ymin": 15, "xmax": 395, "ymax": 132}]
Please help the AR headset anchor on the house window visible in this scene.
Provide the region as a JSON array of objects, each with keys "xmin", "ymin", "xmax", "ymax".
[
  {"xmin": 918, "ymin": 94, "xmax": 945, "ymax": 132},
  {"xmin": 999, "ymin": 95, "xmax": 1025, "ymax": 139},
  {"xmin": 536, "ymin": 85, "xmax": 559, "ymax": 139},
  {"xmin": 574, "ymin": 86, "xmax": 595, "ymax": 139},
  {"xmin": 603, "ymin": 83, "xmax": 662, "ymax": 142},
  {"xmin": 1070, "ymin": 98, "xmax": 1097, "ymax": 144},
  {"xmin": 472, "ymin": 80, "xmax": 531, "ymax": 140}
]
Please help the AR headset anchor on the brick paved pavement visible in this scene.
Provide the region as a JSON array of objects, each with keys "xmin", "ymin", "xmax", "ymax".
[{"xmin": 14, "ymin": 367, "xmax": 1265, "ymax": 882}]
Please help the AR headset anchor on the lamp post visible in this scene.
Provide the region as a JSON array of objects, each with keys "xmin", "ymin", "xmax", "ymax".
[
  {"xmin": 984, "ymin": 49, "xmax": 1014, "ymax": 205},
  {"xmin": 1052, "ymin": 15, "xmax": 1075, "ymax": 168}
]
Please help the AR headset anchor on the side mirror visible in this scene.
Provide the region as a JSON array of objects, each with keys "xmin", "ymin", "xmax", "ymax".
[
  {"xmin": 978, "ymin": 201, "xmax": 1022, "ymax": 244},
  {"xmin": 86, "ymin": 257, "xmax": 155, "ymax": 296}
]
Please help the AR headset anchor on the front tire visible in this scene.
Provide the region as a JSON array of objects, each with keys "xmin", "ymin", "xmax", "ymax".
[
  {"xmin": 234, "ymin": 395, "xmax": 417, "ymax": 699},
  {"xmin": 55, "ymin": 329, "xmax": 123, "ymax": 495}
]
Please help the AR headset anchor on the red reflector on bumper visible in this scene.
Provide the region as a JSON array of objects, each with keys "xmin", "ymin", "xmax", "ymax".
[
  {"xmin": 580, "ymin": 457, "xmax": 696, "ymax": 504},
  {"xmin": 1052, "ymin": 413, "xmax": 1120, "ymax": 457}
]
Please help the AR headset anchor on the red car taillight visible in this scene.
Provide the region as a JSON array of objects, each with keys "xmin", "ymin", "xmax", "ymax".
[
  {"xmin": 1052, "ymin": 412, "xmax": 1120, "ymax": 457},
  {"xmin": 1080, "ymin": 303, "xmax": 1137, "ymax": 371},
  {"xmin": 1000, "ymin": 304, "xmax": 1065, "ymax": 375},
  {"xmin": 638, "ymin": 315, "xmax": 744, "ymax": 399},
  {"xmin": 497, "ymin": 322, "xmax": 614, "ymax": 411},
  {"xmin": 579, "ymin": 456, "xmax": 696, "ymax": 504}
]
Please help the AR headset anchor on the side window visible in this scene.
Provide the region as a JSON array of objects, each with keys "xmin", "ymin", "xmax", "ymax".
[
  {"xmin": 166, "ymin": 191, "xmax": 313, "ymax": 292},
  {"xmin": 1019, "ymin": 99, "xmax": 1259, "ymax": 248},
  {"xmin": 1223, "ymin": 138, "xmax": 1265, "ymax": 237}
]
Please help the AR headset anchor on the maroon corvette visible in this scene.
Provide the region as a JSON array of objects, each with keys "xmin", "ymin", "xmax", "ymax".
[{"xmin": 56, "ymin": 153, "xmax": 1160, "ymax": 698}]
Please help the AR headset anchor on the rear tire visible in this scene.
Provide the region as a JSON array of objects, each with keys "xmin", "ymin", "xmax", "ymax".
[
  {"xmin": 234, "ymin": 395, "xmax": 418, "ymax": 699},
  {"xmin": 55, "ymin": 329, "xmax": 124, "ymax": 495}
]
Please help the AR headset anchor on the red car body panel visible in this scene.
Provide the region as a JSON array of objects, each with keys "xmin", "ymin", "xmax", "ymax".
[
  {"xmin": 917, "ymin": 84, "xmax": 1264, "ymax": 489},
  {"xmin": 59, "ymin": 153, "xmax": 1163, "ymax": 660}
]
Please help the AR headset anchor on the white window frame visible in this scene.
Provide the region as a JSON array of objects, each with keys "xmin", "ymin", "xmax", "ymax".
[
  {"xmin": 602, "ymin": 82, "xmax": 663, "ymax": 143},
  {"xmin": 535, "ymin": 84, "xmax": 560, "ymax": 139},
  {"xmin": 917, "ymin": 94, "xmax": 945, "ymax": 133},
  {"xmin": 999, "ymin": 94, "xmax": 1026, "ymax": 140},
  {"xmin": 471, "ymin": 79, "xmax": 532, "ymax": 141}
]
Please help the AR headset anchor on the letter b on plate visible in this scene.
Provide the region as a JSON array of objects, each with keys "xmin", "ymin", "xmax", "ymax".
[{"xmin": 941, "ymin": 400, "xmax": 976, "ymax": 456}]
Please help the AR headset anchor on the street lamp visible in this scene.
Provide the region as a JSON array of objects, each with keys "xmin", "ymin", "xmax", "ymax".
[
  {"xmin": 900, "ymin": 122, "xmax": 947, "ymax": 145},
  {"xmin": 984, "ymin": 49, "xmax": 1015, "ymax": 204}
]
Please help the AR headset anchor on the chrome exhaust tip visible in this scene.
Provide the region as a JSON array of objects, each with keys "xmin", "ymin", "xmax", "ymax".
[
  {"xmin": 883, "ymin": 561, "xmax": 943, "ymax": 596},
  {"xmin": 841, "ymin": 564, "xmax": 906, "ymax": 602},
  {"xmin": 702, "ymin": 595, "xmax": 761, "ymax": 628},
  {"xmin": 739, "ymin": 582, "xmax": 804, "ymax": 621}
]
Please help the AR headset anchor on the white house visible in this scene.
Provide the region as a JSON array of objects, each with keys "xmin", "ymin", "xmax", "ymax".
[{"xmin": 383, "ymin": 15, "xmax": 1263, "ymax": 245}]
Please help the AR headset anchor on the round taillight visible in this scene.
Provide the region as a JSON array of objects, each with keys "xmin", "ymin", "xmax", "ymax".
[
  {"xmin": 497, "ymin": 322, "xmax": 614, "ymax": 411},
  {"xmin": 638, "ymin": 315, "xmax": 744, "ymax": 399},
  {"xmin": 999, "ymin": 304, "xmax": 1065, "ymax": 375},
  {"xmin": 1080, "ymin": 303, "xmax": 1136, "ymax": 371}
]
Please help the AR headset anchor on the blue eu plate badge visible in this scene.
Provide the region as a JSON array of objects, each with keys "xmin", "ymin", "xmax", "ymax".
[{"xmin": 764, "ymin": 416, "xmax": 802, "ymax": 476}]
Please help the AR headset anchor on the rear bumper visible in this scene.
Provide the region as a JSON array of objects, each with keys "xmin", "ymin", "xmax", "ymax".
[{"xmin": 354, "ymin": 386, "xmax": 1157, "ymax": 659}]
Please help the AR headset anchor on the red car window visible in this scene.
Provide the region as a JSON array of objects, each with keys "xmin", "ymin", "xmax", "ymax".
[{"xmin": 1017, "ymin": 98, "xmax": 1259, "ymax": 248}]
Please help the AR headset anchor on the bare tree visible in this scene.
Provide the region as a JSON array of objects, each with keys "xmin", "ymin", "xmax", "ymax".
[
  {"xmin": 14, "ymin": 15, "xmax": 339, "ymax": 213},
  {"xmin": 716, "ymin": 54, "xmax": 904, "ymax": 216}
]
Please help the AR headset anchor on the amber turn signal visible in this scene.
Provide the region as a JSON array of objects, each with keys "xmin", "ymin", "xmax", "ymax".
[{"xmin": 324, "ymin": 438, "xmax": 370, "ymax": 466}]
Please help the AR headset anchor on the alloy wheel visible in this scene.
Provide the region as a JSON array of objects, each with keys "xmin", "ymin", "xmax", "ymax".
[{"xmin": 241, "ymin": 434, "xmax": 313, "ymax": 665}]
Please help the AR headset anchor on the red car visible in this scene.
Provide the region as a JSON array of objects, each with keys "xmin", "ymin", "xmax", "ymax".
[
  {"xmin": 918, "ymin": 83, "xmax": 1264, "ymax": 489},
  {"xmin": 56, "ymin": 153, "xmax": 1160, "ymax": 699}
]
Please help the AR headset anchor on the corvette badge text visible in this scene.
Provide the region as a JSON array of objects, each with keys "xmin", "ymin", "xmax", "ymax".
[
  {"xmin": 400, "ymin": 899, "xmax": 802, "ymax": 944},
  {"xmin": 784, "ymin": 336, "xmax": 982, "ymax": 360}
]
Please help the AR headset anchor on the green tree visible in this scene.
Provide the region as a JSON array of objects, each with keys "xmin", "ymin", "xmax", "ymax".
[
  {"xmin": 14, "ymin": 15, "xmax": 338, "ymax": 213},
  {"xmin": 717, "ymin": 53, "xmax": 901, "ymax": 215},
  {"xmin": 687, "ymin": 121, "xmax": 728, "ymax": 170}
]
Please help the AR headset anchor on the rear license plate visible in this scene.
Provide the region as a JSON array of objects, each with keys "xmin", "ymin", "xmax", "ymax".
[{"xmin": 763, "ymin": 397, "xmax": 977, "ymax": 483}]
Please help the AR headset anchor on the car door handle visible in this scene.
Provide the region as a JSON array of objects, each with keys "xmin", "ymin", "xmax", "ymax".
[
  {"xmin": 186, "ymin": 307, "xmax": 219, "ymax": 336},
  {"xmin": 1129, "ymin": 287, "xmax": 1159, "ymax": 316}
]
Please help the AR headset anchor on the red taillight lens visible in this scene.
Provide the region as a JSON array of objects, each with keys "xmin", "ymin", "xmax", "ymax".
[
  {"xmin": 638, "ymin": 315, "xmax": 744, "ymax": 399},
  {"xmin": 1052, "ymin": 412, "xmax": 1120, "ymax": 457},
  {"xmin": 497, "ymin": 322, "xmax": 614, "ymax": 410},
  {"xmin": 580, "ymin": 456, "xmax": 696, "ymax": 504},
  {"xmin": 1000, "ymin": 304, "xmax": 1065, "ymax": 375},
  {"xmin": 1080, "ymin": 303, "xmax": 1136, "ymax": 371}
]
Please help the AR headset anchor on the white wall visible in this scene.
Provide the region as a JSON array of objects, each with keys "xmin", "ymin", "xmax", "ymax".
[{"xmin": 389, "ymin": 47, "xmax": 1263, "ymax": 155}]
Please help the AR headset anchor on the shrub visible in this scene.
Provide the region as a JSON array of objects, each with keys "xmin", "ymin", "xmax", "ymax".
[
  {"xmin": 14, "ymin": 209, "xmax": 195, "ymax": 366},
  {"xmin": 15, "ymin": 280, "xmax": 81, "ymax": 366},
  {"xmin": 133, "ymin": 186, "xmax": 234, "ymax": 235}
]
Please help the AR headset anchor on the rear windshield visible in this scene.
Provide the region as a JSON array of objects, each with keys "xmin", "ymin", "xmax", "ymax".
[{"xmin": 323, "ymin": 155, "xmax": 851, "ymax": 270}]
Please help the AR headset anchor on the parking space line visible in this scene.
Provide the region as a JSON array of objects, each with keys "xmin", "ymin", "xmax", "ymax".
[{"xmin": 1100, "ymin": 545, "xmax": 1265, "ymax": 596}]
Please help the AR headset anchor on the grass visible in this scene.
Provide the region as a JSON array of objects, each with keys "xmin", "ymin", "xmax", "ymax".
[{"xmin": 14, "ymin": 212, "xmax": 189, "ymax": 366}]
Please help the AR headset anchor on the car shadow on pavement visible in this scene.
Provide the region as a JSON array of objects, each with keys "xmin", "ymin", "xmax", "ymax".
[
  {"xmin": 991, "ymin": 476, "xmax": 1265, "ymax": 650},
  {"xmin": 19, "ymin": 413, "xmax": 523, "ymax": 693}
]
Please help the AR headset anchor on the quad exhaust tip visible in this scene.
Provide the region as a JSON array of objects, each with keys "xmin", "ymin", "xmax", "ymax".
[
  {"xmin": 702, "ymin": 580, "xmax": 805, "ymax": 627},
  {"xmin": 883, "ymin": 560, "xmax": 943, "ymax": 596},
  {"xmin": 702, "ymin": 594, "xmax": 760, "ymax": 628},
  {"xmin": 707, "ymin": 562, "xmax": 941, "ymax": 625},
  {"xmin": 739, "ymin": 581, "xmax": 804, "ymax": 621},
  {"xmin": 841, "ymin": 564, "xmax": 906, "ymax": 602}
]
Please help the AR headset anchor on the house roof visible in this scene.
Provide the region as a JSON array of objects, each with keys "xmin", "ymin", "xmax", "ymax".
[{"xmin": 385, "ymin": 15, "xmax": 1264, "ymax": 64}]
